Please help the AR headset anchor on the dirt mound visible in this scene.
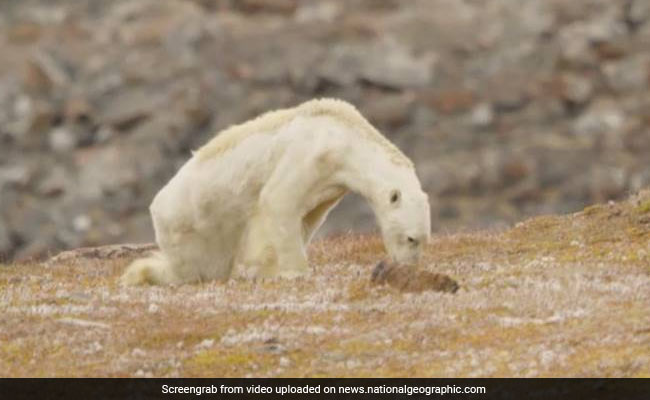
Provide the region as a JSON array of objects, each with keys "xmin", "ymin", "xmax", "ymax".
[{"xmin": 371, "ymin": 260, "xmax": 459, "ymax": 293}]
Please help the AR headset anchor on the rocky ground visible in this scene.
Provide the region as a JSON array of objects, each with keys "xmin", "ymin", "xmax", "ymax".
[
  {"xmin": 1, "ymin": 0, "xmax": 650, "ymax": 261},
  {"xmin": 1, "ymin": 191, "xmax": 648, "ymax": 377}
]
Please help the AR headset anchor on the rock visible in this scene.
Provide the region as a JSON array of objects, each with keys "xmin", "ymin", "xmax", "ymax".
[
  {"xmin": 560, "ymin": 72, "xmax": 594, "ymax": 105},
  {"xmin": 593, "ymin": 39, "xmax": 628, "ymax": 61},
  {"xmin": 558, "ymin": 24, "xmax": 596, "ymax": 66},
  {"xmin": 626, "ymin": 0, "xmax": 650, "ymax": 27},
  {"xmin": 195, "ymin": 338, "xmax": 214, "ymax": 349},
  {"xmin": 294, "ymin": 2, "xmax": 341, "ymax": 23},
  {"xmin": 20, "ymin": 4, "xmax": 67, "ymax": 24},
  {"xmin": 236, "ymin": 0, "xmax": 298, "ymax": 15},
  {"xmin": 99, "ymin": 89, "xmax": 158, "ymax": 130},
  {"xmin": 76, "ymin": 145, "xmax": 141, "ymax": 199},
  {"xmin": 12, "ymin": 94, "xmax": 32, "ymax": 120},
  {"xmin": 73, "ymin": 214, "xmax": 92, "ymax": 233},
  {"xmin": 24, "ymin": 50, "xmax": 71, "ymax": 92},
  {"xmin": 572, "ymin": 101, "xmax": 625, "ymax": 143},
  {"xmin": 14, "ymin": 237, "xmax": 54, "ymax": 262},
  {"xmin": 9, "ymin": 96, "xmax": 55, "ymax": 149},
  {"xmin": 558, "ymin": 11, "xmax": 627, "ymax": 65},
  {"xmin": 7, "ymin": 22, "xmax": 42, "ymax": 44},
  {"xmin": 36, "ymin": 166, "xmax": 68, "ymax": 197},
  {"xmin": 629, "ymin": 167, "xmax": 650, "ymax": 192},
  {"xmin": 48, "ymin": 126, "xmax": 77, "ymax": 152},
  {"xmin": 109, "ymin": 0, "xmax": 158, "ymax": 23},
  {"xmin": 504, "ymin": 179, "xmax": 542, "ymax": 204},
  {"xmin": 111, "ymin": 0, "xmax": 203, "ymax": 47},
  {"xmin": 46, "ymin": 243, "xmax": 157, "ymax": 266},
  {"xmin": 491, "ymin": 79, "xmax": 530, "ymax": 112},
  {"xmin": 624, "ymin": 128, "xmax": 650, "ymax": 153},
  {"xmin": 519, "ymin": 1, "xmax": 555, "ymax": 36},
  {"xmin": 602, "ymin": 55, "xmax": 649, "ymax": 92},
  {"xmin": 0, "ymin": 164, "xmax": 34, "ymax": 188},
  {"xmin": 422, "ymin": 89, "xmax": 475, "ymax": 114},
  {"xmin": 371, "ymin": 260, "xmax": 459, "ymax": 293},
  {"xmin": 359, "ymin": 41, "xmax": 436, "ymax": 90},
  {"xmin": 23, "ymin": 62, "xmax": 54, "ymax": 93},
  {"xmin": 131, "ymin": 348, "xmax": 146, "ymax": 358},
  {"xmin": 317, "ymin": 45, "xmax": 364, "ymax": 87},
  {"xmin": 418, "ymin": 163, "xmax": 454, "ymax": 196},
  {"xmin": 501, "ymin": 156, "xmax": 534, "ymax": 186},
  {"xmin": 94, "ymin": 125, "xmax": 116, "ymax": 144},
  {"xmin": 585, "ymin": 16, "xmax": 627, "ymax": 45},
  {"xmin": 87, "ymin": 72, "xmax": 123, "ymax": 98},
  {"xmin": 63, "ymin": 97, "xmax": 93, "ymax": 124},
  {"xmin": 361, "ymin": 93, "xmax": 414, "ymax": 128},
  {"xmin": 469, "ymin": 103, "xmax": 494, "ymax": 128},
  {"xmin": 590, "ymin": 166, "xmax": 627, "ymax": 202},
  {"xmin": 537, "ymin": 149, "xmax": 590, "ymax": 188},
  {"xmin": 318, "ymin": 40, "xmax": 435, "ymax": 90},
  {"xmin": 7, "ymin": 194, "xmax": 59, "ymax": 260},
  {"xmin": 57, "ymin": 318, "xmax": 110, "ymax": 330},
  {"xmin": 130, "ymin": 113, "xmax": 181, "ymax": 147},
  {"xmin": 0, "ymin": 217, "xmax": 11, "ymax": 260}
]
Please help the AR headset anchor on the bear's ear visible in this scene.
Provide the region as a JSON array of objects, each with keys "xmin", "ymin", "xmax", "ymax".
[{"xmin": 389, "ymin": 189, "xmax": 401, "ymax": 206}]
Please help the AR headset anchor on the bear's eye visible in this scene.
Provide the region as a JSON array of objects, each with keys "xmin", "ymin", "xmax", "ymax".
[{"xmin": 389, "ymin": 189, "xmax": 401, "ymax": 204}]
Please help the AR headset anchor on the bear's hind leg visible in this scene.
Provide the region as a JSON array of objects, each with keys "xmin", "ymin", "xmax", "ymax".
[{"xmin": 156, "ymin": 222, "xmax": 233, "ymax": 283}]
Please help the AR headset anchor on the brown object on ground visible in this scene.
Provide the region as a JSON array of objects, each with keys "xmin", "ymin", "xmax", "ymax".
[{"xmin": 371, "ymin": 260, "xmax": 459, "ymax": 293}]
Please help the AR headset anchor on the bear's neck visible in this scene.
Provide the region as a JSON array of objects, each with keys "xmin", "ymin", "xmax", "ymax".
[{"xmin": 337, "ymin": 141, "xmax": 415, "ymax": 212}]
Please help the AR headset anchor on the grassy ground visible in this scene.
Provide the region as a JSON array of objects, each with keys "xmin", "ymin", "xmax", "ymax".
[{"xmin": 1, "ymin": 191, "xmax": 649, "ymax": 377}]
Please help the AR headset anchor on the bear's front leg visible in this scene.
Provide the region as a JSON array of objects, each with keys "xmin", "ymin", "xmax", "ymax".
[
  {"xmin": 240, "ymin": 140, "xmax": 341, "ymax": 279},
  {"xmin": 235, "ymin": 209, "xmax": 309, "ymax": 279},
  {"xmin": 257, "ymin": 201, "xmax": 310, "ymax": 278},
  {"xmin": 250, "ymin": 145, "xmax": 334, "ymax": 279}
]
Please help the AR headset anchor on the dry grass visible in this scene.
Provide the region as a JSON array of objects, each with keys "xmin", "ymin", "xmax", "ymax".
[{"xmin": 1, "ymin": 191, "xmax": 649, "ymax": 377}]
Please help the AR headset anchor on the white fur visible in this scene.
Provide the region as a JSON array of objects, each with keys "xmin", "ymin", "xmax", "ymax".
[{"xmin": 120, "ymin": 98, "xmax": 430, "ymax": 285}]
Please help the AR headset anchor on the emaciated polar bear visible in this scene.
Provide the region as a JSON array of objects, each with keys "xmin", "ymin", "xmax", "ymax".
[{"xmin": 121, "ymin": 98, "xmax": 430, "ymax": 285}]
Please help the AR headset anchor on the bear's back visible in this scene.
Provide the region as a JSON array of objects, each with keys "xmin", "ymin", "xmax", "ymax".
[{"xmin": 194, "ymin": 98, "xmax": 413, "ymax": 169}]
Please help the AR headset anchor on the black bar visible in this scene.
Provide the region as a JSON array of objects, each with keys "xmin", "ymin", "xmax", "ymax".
[{"xmin": 1, "ymin": 378, "xmax": 648, "ymax": 400}]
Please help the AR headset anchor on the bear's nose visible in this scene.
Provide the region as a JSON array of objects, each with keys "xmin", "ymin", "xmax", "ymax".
[{"xmin": 407, "ymin": 236, "xmax": 419, "ymax": 246}]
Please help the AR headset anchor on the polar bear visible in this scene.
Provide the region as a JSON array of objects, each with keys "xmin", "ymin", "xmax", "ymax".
[{"xmin": 121, "ymin": 98, "xmax": 430, "ymax": 285}]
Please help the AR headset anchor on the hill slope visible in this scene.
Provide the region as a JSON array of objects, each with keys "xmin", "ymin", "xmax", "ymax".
[{"xmin": 1, "ymin": 191, "xmax": 649, "ymax": 377}]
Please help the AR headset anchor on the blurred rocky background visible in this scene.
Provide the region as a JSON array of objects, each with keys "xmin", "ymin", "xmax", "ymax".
[{"xmin": 0, "ymin": 0, "xmax": 649, "ymax": 261}]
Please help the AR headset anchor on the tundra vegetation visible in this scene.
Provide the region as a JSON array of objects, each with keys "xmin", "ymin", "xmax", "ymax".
[{"xmin": 1, "ymin": 190, "xmax": 649, "ymax": 377}]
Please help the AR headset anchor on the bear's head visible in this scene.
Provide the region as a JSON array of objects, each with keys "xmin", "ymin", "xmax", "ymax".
[{"xmin": 376, "ymin": 186, "xmax": 431, "ymax": 265}]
